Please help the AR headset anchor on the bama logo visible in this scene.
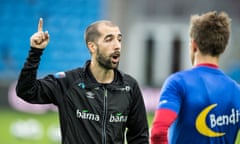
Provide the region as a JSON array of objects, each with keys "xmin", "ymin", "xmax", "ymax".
[
  {"xmin": 76, "ymin": 109, "xmax": 100, "ymax": 121},
  {"xmin": 195, "ymin": 104, "xmax": 240, "ymax": 137},
  {"xmin": 109, "ymin": 113, "xmax": 128, "ymax": 123}
]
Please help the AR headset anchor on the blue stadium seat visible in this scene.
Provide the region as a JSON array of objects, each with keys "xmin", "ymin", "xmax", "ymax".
[{"xmin": 0, "ymin": 0, "xmax": 102, "ymax": 80}]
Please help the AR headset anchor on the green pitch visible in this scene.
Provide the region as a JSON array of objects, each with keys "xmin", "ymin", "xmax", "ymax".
[
  {"xmin": 0, "ymin": 108, "xmax": 154, "ymax": 144},
  {"xmin": 0, "ymin": 108, "xmax": 60, "ymax": 144}
]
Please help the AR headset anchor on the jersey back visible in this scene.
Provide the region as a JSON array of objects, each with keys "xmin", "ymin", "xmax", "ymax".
[{"xmin": 158, "ymin": 66, "xmax": 240, "ymax": 144}]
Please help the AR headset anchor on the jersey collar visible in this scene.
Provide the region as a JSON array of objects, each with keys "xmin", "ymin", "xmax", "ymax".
[{"xmin": 196, "ymin": 63, "xmax": 219, "ymax": 68}]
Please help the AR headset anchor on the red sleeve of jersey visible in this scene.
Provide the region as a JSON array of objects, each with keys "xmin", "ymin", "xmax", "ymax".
[{"xmin": 150, "ymin": 109, "xmax": 177, "ymax": 144}]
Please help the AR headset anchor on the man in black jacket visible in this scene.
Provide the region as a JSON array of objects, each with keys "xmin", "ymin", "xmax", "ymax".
[{"xmin": 16, "ymin": 18, "xmax": 149, "ymax": 144}]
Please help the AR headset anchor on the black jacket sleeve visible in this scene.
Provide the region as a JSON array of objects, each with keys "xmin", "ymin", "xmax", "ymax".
[
  {"xmin": 16, "ymin": 47, "xmax": 61, "ymax": 105},
  {"xmin": 126, "ymin": 77, "xmax": 149, "ymax": 144}
]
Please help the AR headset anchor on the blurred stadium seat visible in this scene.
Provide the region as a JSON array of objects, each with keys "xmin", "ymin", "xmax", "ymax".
[{"xmin": 0, "ymin": 0, "xmax": 103, "ymax": 79}]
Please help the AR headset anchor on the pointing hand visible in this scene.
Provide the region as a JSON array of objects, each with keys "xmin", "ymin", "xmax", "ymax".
[{"xmin": 30, "ymin": 18, "xmax": 50, "ymax": 49}]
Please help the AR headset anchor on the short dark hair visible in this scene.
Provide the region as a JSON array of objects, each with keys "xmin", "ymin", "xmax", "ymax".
[
  {"xmin": 84, "ymin": 20, "xmax": 118, "ymax": 45},
  {"xmin": 189, "ymin": 11, "xmax": 231, "ymax": 56}
]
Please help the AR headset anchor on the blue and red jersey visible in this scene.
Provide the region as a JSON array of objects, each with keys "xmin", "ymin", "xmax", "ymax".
[{"xmin": 151, "ymin": 64, "xmax": 240, "ymax": 144}]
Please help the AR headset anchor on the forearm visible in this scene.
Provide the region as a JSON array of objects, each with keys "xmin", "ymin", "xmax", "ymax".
[
  {"xmin": 16, "ymin": 47, "xmax": 44, "ymax": 102},
  {"xmin": 127, "ymin": 116, "xmax": 149, "ymax": 144},
  {"xmin": 151, "ymin": 109, "xmax": 177, "ymax": 144},
  {"xmin": 126, "ymin": 88, "xmax": 149, "ymax": 143}
]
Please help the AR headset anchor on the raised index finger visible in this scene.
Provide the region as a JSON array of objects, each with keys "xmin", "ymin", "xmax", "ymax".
[{"xmin": 38, "ymin": 18, "xmax": 43, "ymax": 32}]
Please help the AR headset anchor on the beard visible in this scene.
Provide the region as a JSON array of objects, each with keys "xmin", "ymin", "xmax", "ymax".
[{"xmin": 96, "ymin": 48, "xmax": 119, "ymax": 70}]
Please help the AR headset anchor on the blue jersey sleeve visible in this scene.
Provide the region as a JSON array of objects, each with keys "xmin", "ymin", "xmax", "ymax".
[{"xmin": 157, "ymin": 74, "xmax": 184, "ymax": 114}]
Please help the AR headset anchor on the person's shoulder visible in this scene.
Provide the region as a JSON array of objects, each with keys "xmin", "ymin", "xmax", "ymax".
[
  {"xmin": 169, "ymin": 68, "xmax": 192, "ymax": 77},
  {"xmin": 117, "ymin": 70, "xmax": 138, "ymax": 84},
  {"xmin": 62, "ymin": 67, "xmax": 81, "ymax": 75},
  {"xmin": 165, "ymin": 68, "xmax": 195, "ymax": 83},
  {"xmin": 52, "ymin": 67, "xmax": 83, "ymax": 79}
]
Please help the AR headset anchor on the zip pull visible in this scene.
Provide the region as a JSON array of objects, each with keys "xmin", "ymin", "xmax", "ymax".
[{"xmin": 104, "ymin": 88, "xmax": 107, "ymax": 97}]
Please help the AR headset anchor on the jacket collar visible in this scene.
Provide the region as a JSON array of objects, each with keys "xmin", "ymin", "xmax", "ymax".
[{"xmin": 82, "ymin": 60, "xmax": 125, "ymax": 86}]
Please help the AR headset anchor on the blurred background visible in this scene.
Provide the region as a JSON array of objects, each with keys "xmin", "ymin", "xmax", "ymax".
[{"xmin": 1, "ymin": 0, "xmax": 240, "ymax": 143}]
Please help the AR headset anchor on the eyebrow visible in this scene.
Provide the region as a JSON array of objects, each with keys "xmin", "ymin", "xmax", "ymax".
[
  {"xmin": 118, "ymin": 34, "xmax": 122, "ymax": 38},
  {"xmin": 104, "ymin": 33, "xmax": 122, "ymax": 40}
]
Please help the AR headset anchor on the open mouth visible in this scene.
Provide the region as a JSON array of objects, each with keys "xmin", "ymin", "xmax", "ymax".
[{"xmin": 111, "ymin": 52, "xmax": 120, "ymax": 64}]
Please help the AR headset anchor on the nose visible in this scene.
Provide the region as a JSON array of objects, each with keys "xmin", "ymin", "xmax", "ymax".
[{"xmin": 113, "ymin": 39, "xmax": 121, "ymax": 51}]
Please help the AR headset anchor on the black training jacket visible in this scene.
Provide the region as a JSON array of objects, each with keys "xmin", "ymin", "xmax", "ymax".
[{"xmin": 16, "ymin": 48, "xmax": 149, "ymax": 144}]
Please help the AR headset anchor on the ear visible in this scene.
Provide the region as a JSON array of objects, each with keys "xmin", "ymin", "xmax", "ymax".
[
  {"xmin": 87, "ymin": 41, "xmax": 96, "ymax": 53},
  {"xmin": 191, "ymin": 39, "xmax": 198, "ymax": 52}
]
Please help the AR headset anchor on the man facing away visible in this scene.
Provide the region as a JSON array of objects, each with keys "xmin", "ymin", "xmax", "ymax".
[
  {"xmin": 151, "ymin": 11, "xmax": 240, "ymax": 144},
  {"xmin": 16, "ymin": 18, "xmax": 149, "ymax": 144}
]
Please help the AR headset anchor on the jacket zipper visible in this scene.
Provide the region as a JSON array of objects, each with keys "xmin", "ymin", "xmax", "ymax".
[{"xmin": 102, "ymin": 87, "xmax": 108, "ymax": 144}]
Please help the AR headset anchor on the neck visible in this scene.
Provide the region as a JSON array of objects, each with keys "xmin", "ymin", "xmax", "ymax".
[
  {"xmin": 193, "ymin": 53, "xmax": 219, "ymax": 67},
  {"xmin": 90, "ymin": 61, "xmax": 114, "ymax": 84}
]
